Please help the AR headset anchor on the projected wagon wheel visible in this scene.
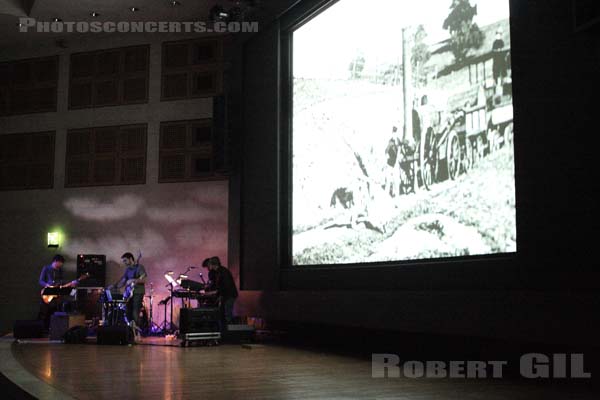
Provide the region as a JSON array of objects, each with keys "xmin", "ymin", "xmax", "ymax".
[
  {"xmin": 419, "ymin": 133, "xmax": 434, "ymax": 190},
  {"xmin": 474, "ymin": 135, "xmax": 484, "ymax": 165},
  {"xmin": 446, "ymin": 130, "xmax": 461, "ymax": 180}
]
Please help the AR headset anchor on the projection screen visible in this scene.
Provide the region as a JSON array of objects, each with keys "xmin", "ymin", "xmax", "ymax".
[{"xmin": 291, "ymin": 0, "xmax": 516, "ymax": 265}]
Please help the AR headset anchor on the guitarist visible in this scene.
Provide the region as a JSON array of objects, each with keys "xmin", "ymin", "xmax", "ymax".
[
  {"xmin": 107, "ymin": 252, "xmax": 146, "ymax": 329},
  {"xmin": 38, "ymin": 255, "xmax": 79, "ymax": 331}
]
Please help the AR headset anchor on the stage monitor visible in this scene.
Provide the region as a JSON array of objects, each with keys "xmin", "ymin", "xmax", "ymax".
[{"xmin": 290, "ymin": 0, "xmax": 516, "ymax": 265}]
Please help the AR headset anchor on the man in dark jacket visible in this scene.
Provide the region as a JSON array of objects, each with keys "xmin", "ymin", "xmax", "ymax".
[{"xmin": 203, "ymin": 256, "xmax": 238, "ymax": 325}]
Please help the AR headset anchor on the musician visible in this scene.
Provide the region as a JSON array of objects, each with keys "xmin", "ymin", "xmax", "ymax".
[
  {"xmin": 107, "ymin": 252, "xmax": 147, "ymax": 328},
  {"xmin": 202, "ymin": 257, "xmax": 216, "ymax": 286},
  {"xmin": 38, "ymin": 255, "xmax": 78, "ymax": 330},
  {"xmin": 203, "ymin": 256, "xmax": 238, "ymax": 326}
]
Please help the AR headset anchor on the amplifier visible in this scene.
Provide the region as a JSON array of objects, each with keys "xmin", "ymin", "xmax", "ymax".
[
  {"xmin": 179, "ymin": 307, "xmax": 220, "ymax": 334},
  {"xmin": 49, "ymin": 313, "xmax": 86, "ymax": 340}
]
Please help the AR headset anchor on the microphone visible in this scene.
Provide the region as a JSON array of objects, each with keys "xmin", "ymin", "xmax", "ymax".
[{"xmin": 189, "ymin": 266, "xmax": 197, "ymax": 269}]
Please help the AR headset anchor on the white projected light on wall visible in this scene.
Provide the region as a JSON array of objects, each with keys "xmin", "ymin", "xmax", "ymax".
[{"xmin": 292, "ymin": 0, "xmax": 516, "ymax": 265}]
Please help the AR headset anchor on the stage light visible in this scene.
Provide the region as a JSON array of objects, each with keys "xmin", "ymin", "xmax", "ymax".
[{"xmin": 47, "ymin": 232, "xmax": 60, "ymax": 248}]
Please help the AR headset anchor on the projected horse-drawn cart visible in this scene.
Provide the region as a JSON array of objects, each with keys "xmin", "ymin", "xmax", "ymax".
[
  {"xmin": 291, "ymin": 1, "xmax": 516, "ymax": 265},
  {"xmin": 397, "ymin": 44, "xmax": 513, "ymax": 194}
]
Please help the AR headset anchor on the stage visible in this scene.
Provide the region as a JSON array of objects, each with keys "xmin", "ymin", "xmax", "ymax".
[{"xmin": 1, "ymin": 336, "xmax": 598, "ymax": 400}]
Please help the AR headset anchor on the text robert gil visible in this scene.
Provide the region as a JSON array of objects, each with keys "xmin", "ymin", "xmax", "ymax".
[{"xmin": 372, "ymin": 353, "xmax": 591, "ymax": 379}]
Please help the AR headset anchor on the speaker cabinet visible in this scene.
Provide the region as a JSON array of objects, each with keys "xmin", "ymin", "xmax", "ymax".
[
  {"xmin": 179, "ymin": 307, "xmax": 220, "ymax": 334},
  {"xmin": 49, "ymin": 313, "xmax": 86, "ymax": 340}
]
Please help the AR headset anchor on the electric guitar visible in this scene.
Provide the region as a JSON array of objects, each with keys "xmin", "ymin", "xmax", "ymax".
[
  {"xmin": 123, "ymin": 279, "xmax": 136, "ymax": 301},
  {"xmin": 41, "ymin": 273, "xmax": 90, "ymax": 304}
]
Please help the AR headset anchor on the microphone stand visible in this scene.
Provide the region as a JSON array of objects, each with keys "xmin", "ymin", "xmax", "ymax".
[
  {"xmin": 169, "ymin": 280, "xmax": 177, "ymax": 333},
  {"xmin": 147, "ymin": 283, "xmax": 161, "ymax": 335}
]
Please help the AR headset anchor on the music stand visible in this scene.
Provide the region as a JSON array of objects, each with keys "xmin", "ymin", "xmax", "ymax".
[
  {"xmin": 41, "ymin": 287, "xmax": 74, "ymax": 296},
  {"xmin": 164, "ymin": 273, "xmax": 179, "ymax": 333},
  {"xmin": 158, "ymin": 295, "xmax": 172, "ymax": 333}
]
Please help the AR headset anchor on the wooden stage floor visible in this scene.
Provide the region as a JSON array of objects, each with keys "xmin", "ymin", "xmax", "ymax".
[{"xmin": 2, "ymin": 337, "xmax": 598, "ymax": 400}]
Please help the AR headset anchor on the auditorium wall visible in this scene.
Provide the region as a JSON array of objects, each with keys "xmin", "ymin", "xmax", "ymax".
[{"xmin": 0, "ymin": 33, "xmax": 231, "ymax": 333}]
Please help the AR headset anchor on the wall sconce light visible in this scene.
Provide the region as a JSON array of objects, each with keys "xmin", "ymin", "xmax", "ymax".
[{"xmin": 47, "ymin": 232, "xmax": 60, "ymax": 248}]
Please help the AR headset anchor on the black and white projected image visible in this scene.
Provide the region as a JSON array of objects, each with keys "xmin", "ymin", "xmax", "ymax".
[{"xmin": 292, "ymin": 0, "xmax": 516, "ymax": 265}]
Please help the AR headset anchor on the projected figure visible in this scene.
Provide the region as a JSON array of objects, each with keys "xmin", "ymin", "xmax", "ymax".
[
  {"xmin": 107, "ymin": 252, "xmax": 146, "ymax": 329},
  {"xmin": 38, "ymin": 254, "xmax": 79, "ymax": 330},
  {"xmin": 384, "ymin": 128, "xmax": 401, "ymax": 198},
  {"xmin": 398, "ymin": 95, "xmax": 428, "ymax": 194},
  {"xmin": 202, "ymin": 257, "xmax": 238, "ymax": 326},
  {"xmin": 492, "ymin": 28, "xmax": 507, "ymax": 91},
  {"xmin": 330, "ymin": 187, "xmax": 355, "ymax": 209},
  {"xmin": 416, "ymin": 94, "xmax": 435, "ymax": 143}
]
